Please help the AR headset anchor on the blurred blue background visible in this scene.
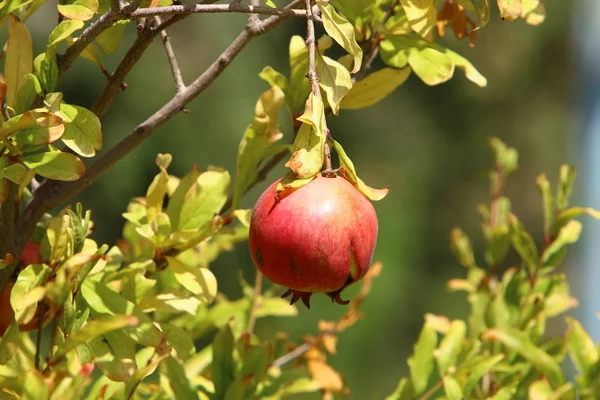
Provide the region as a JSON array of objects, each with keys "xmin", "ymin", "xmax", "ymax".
[{"xmin": 25, "ymin": 0, "xmax": 600, "ymax": 397}]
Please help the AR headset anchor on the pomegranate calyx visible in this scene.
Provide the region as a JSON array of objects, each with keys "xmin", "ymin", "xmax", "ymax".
[{"xmin": 281, "ymin": 288, "xmax": 313, "ymax": 309}]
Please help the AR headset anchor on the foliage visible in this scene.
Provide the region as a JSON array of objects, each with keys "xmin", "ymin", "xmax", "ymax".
[
  {"xmin": 386, "ymin": 139, "xmax": 600, "ymax": 399},
  {"xmin": 0, "ymin": 0, "xmax": 592, "ymax": 399}
]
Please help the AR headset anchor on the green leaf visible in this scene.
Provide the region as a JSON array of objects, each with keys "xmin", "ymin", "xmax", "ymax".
[
  {"xmin": 443, "ymin": 376, "xmax": 463, "ymax": 400},
  {"xmin": 166, "ymin": 167, "xmax": 201, "ymax": 230},
  {"xmin": 529, "ymin": 379, "xmax": 552, "ymax": 399},
  {"xmin": 408, "ymin": 323, "xmax": 437, "ymax": 395},
  {"xmin": 399, "ymin": 0, "xmax": 436, "ymax": 40},
  {"xmin": 40, "ymin": 213, "xmax": 71, "ymax": 263},
  {"xmin": 537, "ymin": 173, "xmax": 555, "ymax": 239},
  {"xmin": 444, "ymin": 48, "xmax": 488, "ymax": 87},
  {"xmin": 566, "ymin": 317, "xmax": 598, "ymax": 385},
  {"xmin": 489, "ymin": 137, "xmax": 519, "ymax": 176},
  {"xmin": 33, "ymin": 52, "xmax": 58, "ymax": 94},
  {"xmin": 508, "ymin": 213, "xmax": 538, "ymax": 275},
  {"xmin": 5, "ymin": 16, "xmax": 33, "ymax": 110},
  {"xmin": 59, "ymin": 103, "xmax": 103, "ymax": 158},
  {"xmin": 159, "ymin": 322, "xmax": 195, "ymax": 362},
  {"xmin": 233, "ymin": 87, "xmax": 285, "ymax": 209},
  {"xmin": 483, "ymin": 327, "xmax": 564, "ymax": 387},
  {"xmin": 51, "ymin": 314, "xmax": 138, "ymax": 362},
  {"xmin": 316, "ymin": 54, "xmax": 352, "ymax": 115},
  {"xmin": 459, "ymin": 354, "xmax": 504, "ymax": 396},
  {"xmin": 81, "ymin": 279, "xmax": 163, "ymax": 347},
  {"xmin": 556, "ymin": 165, "xmax": 576, "ymax": 210},
  {"xmin": 316, "ymin": 2, "xmax": 363, "ymax": 73},
  {"xmin": 11, "ymin": 263, "xmax": 50, "ymax": 324},
  {"xmin": 57, "ymin": 0, "xmax": 98, "ymax": 21},
  {"xmin": 48, "ymin": 19, "xmax": 85, "ymax": 48},
  {"xmin": 497, "ymin": 0, "xmax": 522, "ymax": 21},
  {"xmin": 179, "ymin": 169, "xmax": 230, "ymax": 230},
  {"xmin": 96, "ymin": 20, "xmax": 129, "ymax": 54},
  {"xmin": 255, "ymin": 296, "xmax": 298, "ymax": 318},
  {"xmin": 15, "ymin": 73, "xmax": 43, "ymax": 114},
  {"xmin": 285, "ymin": 94, "xmax": 325, "ymax": 179},
  {"xmin": 340, "ymin": 67, "xmax": 410, "ymax": 109},
  {"xmin": 167, "ymin": 256, "xmax": 217, "ymax": 305},
  {"xmin": 556, "ymin": 207, "xmax": 600, "ymax": 231},
  {"xmin": 212, "ymin": 323, "xmax": 236, "ymax": 400},
  {"xmin": 384, "ymin": 378, "xmax": 415, "ymax": 400},
  {"xmin": 259, "ymin": 66, "xmax": 289, "ymax": 95},
  {"xmin": 162, "ymin": 356, "xmax": 200, "ymax": 400},
  {"xmin": 88, "ymin": 329, "xmax": 137, "ymax": 381},
  {"xmin": 124, "ymin": 352, "xmax": 169, "ymax": 399},
  {"xmin": 541, "ymin": 220, "xmax": 581, "ymax": 269},
  {"xmin": 146, "ymin": 154, "xmax": 171, "ymax": 224},
  {"xmin": 287, "ymin": 36, "xmax": 311, "ymax": 113},
  {"xmin": 436, "ymin": 320, "xmax": 466, "ymax": 374},
  {"xmin": 380, "ymin": 36, "xmax": 453, "ymax": 86},
  {"xmin": 2, "ymin": 162, "xmax": 28, "ymax": 184},
  {"xmin": 20, "ymin": 149, "xmax": 85, "ymax": 181},
  {"xmin": 450, "ymin": 228, "xmax": 476, "ymax": 268},
  {"xmin": 139, "ymin": 289, "xmax": 201, "ymax": 316},
  {"xmin": 23, "ymin": 370, "xmax": 50, "ymax": 400}
]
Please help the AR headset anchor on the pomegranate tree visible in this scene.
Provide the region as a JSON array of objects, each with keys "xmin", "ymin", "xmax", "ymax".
[{"xmin": 249, "ymin": 174, "xmax": 378, "ymax": 308}]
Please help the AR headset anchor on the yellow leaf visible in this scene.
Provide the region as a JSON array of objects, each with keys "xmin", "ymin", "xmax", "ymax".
[
  {"xmin": 497, "ymin": 0, "xmax": 522, "ymax": 21},
  {"xmin": 316, "ymin": 54, "xmax": 352, "ymax": 115},
  {"xmin": 340, "ymin": 67, "xmax": 411, "ymax": 110},
  {"xmin": 521, "ymin": 0, "xmax": 545, "ymax": 25},
  {"xmin": 5, "ymin": 16, "xmax": 33, "ymax": 110},
  {"xmin": 307, "ymin": 359, "xmax": 345, "ymax": 393},
  {"xmin": 400, "ymin": 0, "xmax": 437, "ymax": 41}
]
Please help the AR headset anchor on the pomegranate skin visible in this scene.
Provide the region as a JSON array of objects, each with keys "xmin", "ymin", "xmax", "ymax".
[{"xmin": 249, "ymin": 174, "xmax": 378, "ymax": 306}]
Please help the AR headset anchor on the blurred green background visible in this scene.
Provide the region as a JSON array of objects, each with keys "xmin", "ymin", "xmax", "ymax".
[{"xmin": 28, "ymin": 0, "xmax": 578, "ymax": 397}]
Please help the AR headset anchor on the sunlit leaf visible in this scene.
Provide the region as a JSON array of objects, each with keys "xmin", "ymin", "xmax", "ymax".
[
  {"xmin": 497, "ymin": 0, "xmax": 522, "ymax": 21},
  {"xmin": 436, "ymin": 320, "xmax": 466, "ymax": 374},
  {"xmin": 443, "ymin": 376, "xmax": 463, "ymax": 400},
  {"xmin": 408, "ymin": 323, "xmax": 437, "ymax": 395},
  {"xmin": 384, "ymin": 377, "xmax": 415, "ymax": 400},
  {"xmin": 450, "ymin": 228, "xmax": 476, "ymax": 268},
  {"xmin": 541, "ymin": 220, "xmax": 581, "ymax": 269},
  {"xmin": 566, "ymin": 317, "xmax": 598, "ymax": 385},
  {"xmin": 167, "ymin": 256, "xmax": 217, "ymax": 305},
  {"xmin": 96, "ymin": 20, "xmax": 129, "ymax": 54},
  {"xmin": 59, "ymin": 103, "xmax": 103, "ymax": 157},
  {"xmin": 57, "ymin": 0, "xmax": 99, "ymax": 21},
  {"xmin": 5, "ymin": 16, "xmax": 33, "ymax": 110},
  {"xmin": 48, "ymin": 19, "xmax": 85, "ymax": 48},
  {"xmin": 20, "ymin": 149, "xmax": 85, "ymax": 181},
  {"xmin": 399, "ymin": 0, "xmax": 436, "ymax": 40},
  {"xmin": 179, "ymin": 169, "xmax": 230, "ymax": 230},
  {"xmin": 212, "ymin": 323, "xmax": 236, "ymax": 399},
  {"xmin": 340, "ymin": 67, "xmax": 411, "ymax": 109}
]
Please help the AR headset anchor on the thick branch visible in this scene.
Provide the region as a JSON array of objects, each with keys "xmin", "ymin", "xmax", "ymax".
[
  {"xmin": 14, "ymin": 0, "xmax": 304, "ymax": 261},
  {"xmin": 130, "ymin": 3, "xmax": 306, "ymax": 18}
]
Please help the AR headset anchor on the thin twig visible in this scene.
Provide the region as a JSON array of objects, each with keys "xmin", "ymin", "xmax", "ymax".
[
  {"xmin": 14, "ymin": 0, "xmax": 305, "ymax": 268},
  {"xmin": 246, "ymin": 271, "xmax": 263, "ymax": 334},
  {"xmin": 130, "ymin": 3, "xmax": 306, "ymax": 18},
  {"xmin": 272, "ymin": 342, "xmax": 312, "ymax": 368},
  {"xmin": 92, "ymin": 15, "xmax": 186, "ymax": 118},
  {"xmin": 420, "ymin": 379, "xmax": 443, "ymax": 400},
  {"xmin": 155, "ymin": 16, "xmax": 186, "ymax": 93},
  {"xmin": 304, "ymin": 0, "xmax": 332, "ymax": 172}
]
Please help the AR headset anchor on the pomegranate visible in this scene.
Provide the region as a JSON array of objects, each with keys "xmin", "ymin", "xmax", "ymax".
[{"xmin": 249, "ymin": 174, "xmax": 378, "ymax": 308}]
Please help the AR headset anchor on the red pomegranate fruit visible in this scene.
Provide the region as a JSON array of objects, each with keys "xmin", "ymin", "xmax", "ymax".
[
  {"xmin": 249, "ymin": 174, "xmax": 378, "ymax": 308},
  {"xmin": 21, "ymin": 240, "xmax": 41, "ymax": 266}
]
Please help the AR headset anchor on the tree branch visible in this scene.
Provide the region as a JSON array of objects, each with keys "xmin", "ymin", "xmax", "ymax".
[
  {"xmin": 155, "ymin": 16, "xmax": 186, "ymax": 93},
  {"xmin": 130, "ymin": 3, "xmax": 306, "ymax": 19},
  {"xmin": 14, "ymin": 0, "xmax": 304, "ymax": 268},
  {"xmin": 272, "ymin": 342, "xmax": 312, "ymax": 368},
  {"xmin": 92, "ymin": 15, "xmax": 186, "ymax": 118}
]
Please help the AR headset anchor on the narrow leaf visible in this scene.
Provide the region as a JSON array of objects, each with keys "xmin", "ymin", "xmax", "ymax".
[
  {"xmin": 408, "ymin": 323, "xmax": 437, "ymax": 395},
  {"xmin": 5, "ymin": 16, "xmax": 33, "ymax": 109},
  {"xmin": 436, "ymin": 320, "xmax": 466, "ymax": 374},
  {"xmin": 340, "ymin": 67, "xmax": 410, "ymax": 109}
]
